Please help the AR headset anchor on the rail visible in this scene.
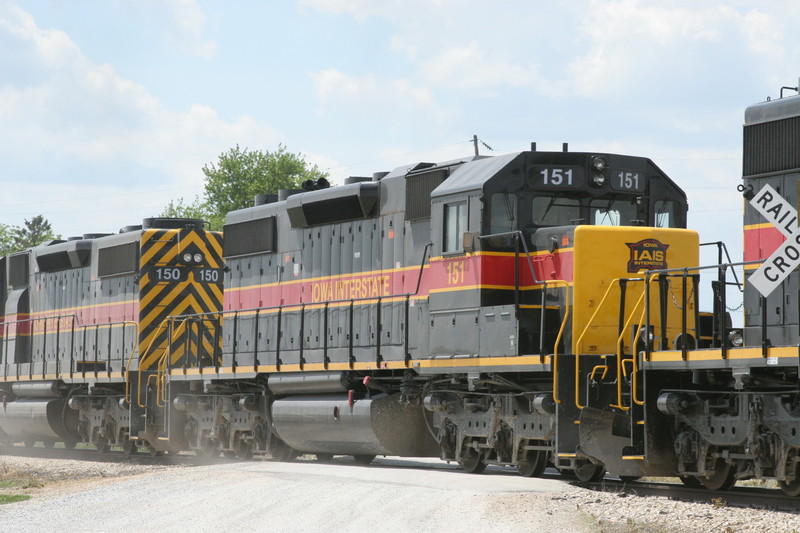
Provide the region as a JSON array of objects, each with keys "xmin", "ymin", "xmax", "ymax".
[
  {"xmin": 642, "ymin": 259, "xmax": 762, "ymax": 361},
  {"xmin": 573, "ymin": 276, "xmax": 663, "ymax": 410},
  {"xmin": 480, "ymin": 230, "xmax": 573, "ymax": 399},
  {"xmin": 158, "ymin": 242, "xmax": 434, "ymax": 378},
  {"xmin": 1, "ymin": 314, "xmax": 136, "ymax": 382},
  {"xmin": 610, "ymin": 288, "xmax": 648, "ymax": 410}
]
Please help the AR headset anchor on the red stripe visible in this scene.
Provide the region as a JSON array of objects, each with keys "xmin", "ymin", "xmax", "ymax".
[
  {"xmin": 224, "ymin": 251, "xmax": 574, "ymax": 311},
  {"xmin": 1, "ymin": 302, "xmax": 139, "ymax": 338}
]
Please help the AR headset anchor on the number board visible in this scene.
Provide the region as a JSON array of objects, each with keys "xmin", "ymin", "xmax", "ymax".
[
  {"xmin": 195, "ymin": 268, "xmax": 222, "ymax": 283},
  {"xmin": 152, "ymin": 266, "xmax": 186, "ymax": 282},
  {"xmin": 151, "ymin": 266, "xmax": 222, "ymax": 283},
  {"xmin": 529, "ymin": 165, "xmax": 586, "ymax": 189},
  {"xmin": 609, "ymin": 169, "xmax": 646, "ymax": 193}
]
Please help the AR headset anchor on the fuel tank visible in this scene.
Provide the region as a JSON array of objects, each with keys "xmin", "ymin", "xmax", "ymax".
[
  {"xmin": 0, "ymin": 398, "xmax": 80, "ymax": 442},
  {"xmin": 271, "ymin": 393, "xmax": 439, "ymax": 457}
]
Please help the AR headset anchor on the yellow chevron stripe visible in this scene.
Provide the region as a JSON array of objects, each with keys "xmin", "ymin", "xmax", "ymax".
[{"xmin": 140, "ymin": 230, "xmax": 173, "ymax": 265}]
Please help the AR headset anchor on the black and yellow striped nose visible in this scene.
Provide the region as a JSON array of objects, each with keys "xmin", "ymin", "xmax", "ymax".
[{"xmin": 138, "ymin": 228, "xmax": 223, "ymax": 370}]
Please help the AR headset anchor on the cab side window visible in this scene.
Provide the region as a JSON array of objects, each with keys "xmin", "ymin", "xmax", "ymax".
[
  {"xmin": 490, "ymin": 193, "xmax": 517, "ymax": 235},
  {"xmin": 654, "ymin": 199, "xmax": 678, "ymax": 228},
  {"xmin": 444, "ymin": 201, "xmax": 468, "ymax": 253}
]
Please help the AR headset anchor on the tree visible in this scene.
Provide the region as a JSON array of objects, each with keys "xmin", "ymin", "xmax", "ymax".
[
  {"xmin": 161, "ymin": 196, "xmax": 210, "ymax": 222},
  {"xmin": 0, "ymin": 223, "xmax": 17, "ymax": 256},
  {"xmin": 14, "ymin": 215, "xmax": 59, "ymax": 250},
  {"xmin": 162, "ymin": 144, "xmax": 328, "ymax": 230},
  {"xmin": 0, "ymin": 215, "xmax": 61, "ymax": 256}
]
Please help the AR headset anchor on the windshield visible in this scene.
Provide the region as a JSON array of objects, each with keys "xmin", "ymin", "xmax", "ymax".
[
  {"xmin": 531, "ymin": 196, "xmax": 581, "ymax": 226},
  {"xmin": 589, "ymin": 198, "xmax": 638, "ymax": 226}
]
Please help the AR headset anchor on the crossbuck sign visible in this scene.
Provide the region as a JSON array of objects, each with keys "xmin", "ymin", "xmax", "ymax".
[{"xmin": 748, "ymin": 184, "xmax": 800, "ymax": 297}]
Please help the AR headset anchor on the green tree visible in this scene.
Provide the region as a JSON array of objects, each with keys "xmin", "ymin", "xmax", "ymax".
[
  {"xmin": 0, "ymin": 223, "xmax": 17, "ymax": 256},
  {"xmin": 161, "ymin": 196, "xmax": 210, "ymax": 221},
  {"xmin": 162, "ymin": 144, "xmax": 328, "ymax": 230},
  {"xmin": 14, "ymin": 215, "xmax": 59, "ymax": 250}
]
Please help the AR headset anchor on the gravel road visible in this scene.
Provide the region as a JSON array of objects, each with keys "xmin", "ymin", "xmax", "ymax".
[{"xmin": 1, "ymin": 455, "xmax": 799, "ymax": 533}]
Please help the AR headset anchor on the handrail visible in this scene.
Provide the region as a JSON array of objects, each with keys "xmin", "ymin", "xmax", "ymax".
[
  {"xmin": 0, "ymin": 314, "xmax": 135, "ymax": 382},
  {"xmin": 548, "ymin": 281, "xmax": 571, "ymax": 404},
  {"xmin": 572, "ymin": 276, "xmax": 664, "ymax": 410},
  {"xmin": 162, "ymin": 242, "xmax": 435, "ymax": 371},
  {"xmin": 573, "ymin": 279, "xmax": 628, "ymax": 409},
  {"xmin": 610, "ymin": 289, "xmax": 648, "ymax": 410},
  {"xmin": 127, "ymin": 319, "xmax": 171, "ymax": 407}
]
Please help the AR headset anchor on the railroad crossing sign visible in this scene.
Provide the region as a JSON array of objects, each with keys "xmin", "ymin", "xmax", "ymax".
[{"xmin": 748, "ymin": 184, "xmax": 800, "ymax": 297}]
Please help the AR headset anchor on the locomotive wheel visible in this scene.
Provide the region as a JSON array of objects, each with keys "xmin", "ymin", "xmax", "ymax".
[
  {"xmin": 196, "ymin": 440, "xmax": 219, "ymax": 459},
  {"xmin": 699, "ymin": 459, "xmax": 736, "ymax": 491},
  {"xmin": 122, "ymin": 439, "xmax": 138, "ymax": 456},
  {"xmin": 42, "ymin": 440, "xmax": 55, "ymax": 449},
  {"xmin": 269, "ymin": 440, "xmax": 298, "ymax": 462},
  {"xmin": 779, "ymin": 477, "xmax": 800, "ymax": 497},
  {"xmin": 573, "ymin": 461, "xmax": 605, "ymax": 482},
  {"xmin": 458, "ymin": 447, "xmax": 487, "ymax": 474},
  {"xmin": 779, "ymin": 461, "xmax": 800, "ymax": 497},
  {"xmin": 236, "ymin": 441, "xmax": 254, "ymax": 460},
  {"xmin": 315, "ymin": 453, "xmax": 334, "ymax": 462},
  {"xmin": 517, "ymin": 448, "xmax": 547, "ymax": 478},
  {"xmin": 353, "ymin": 454, "xmax": 376, "ymax": 465},
  {"xmin": 95, "ymin": 436, "xmax": 110, "ymax": 453},
  {"xmin": 63, "ymin": 440, "xmax": 77, "ymax": 450},
  {"xmin": 679, "ymin": 475, "xmax": 702, "ymax": 488},
  {"xmin": 24, "ymin": 440, "xmax": 36, "ymax": 448},
  {"xmin": 779, "ymin": 456, "xmax": 800, "ymax": 496}
]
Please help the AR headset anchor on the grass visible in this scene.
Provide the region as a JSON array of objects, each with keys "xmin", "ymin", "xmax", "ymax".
[
  {"xmin": 0, "ymin": 494, "xmax": 31, "ymax": 505},
  {"xmin": 0, "ymin": 463, "xmax": 44, "ymax": 504}
]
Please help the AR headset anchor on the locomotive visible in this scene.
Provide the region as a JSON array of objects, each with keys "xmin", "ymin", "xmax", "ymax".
[{"xmin": 2, "ymin": 89, "xmax": 800, "ymax": 496}]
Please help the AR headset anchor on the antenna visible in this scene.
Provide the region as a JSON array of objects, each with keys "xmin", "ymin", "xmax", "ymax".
[{"xmin": 472, "ymin": 135, "xmax": 494, "ymax": 156}]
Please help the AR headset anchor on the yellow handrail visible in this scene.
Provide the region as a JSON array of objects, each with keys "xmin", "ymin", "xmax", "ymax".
[
  {"xmin": 629, "ymin": 311, "xmax": 647, "ymax": 407},
  {"xmin": 573, "ymin": 279, "xmax": 625, "ymax": 409},
  {"xmin": 610, "ymin": 291, "xmax": 646, "ymax": 410},
  {"xmin": 153, "ymin": 319, "xmax": 192, "ymax": 407},
  {"xmin": 547, "ymin": 280, "xmax": 571, "ymax": 404},
  {"xmin": 589, "ymin": 364, "xmax": 608, "ymax": 381},
  {"xmin": 127, "ymin": 319, "xmax": 171, "ymax": 407}
]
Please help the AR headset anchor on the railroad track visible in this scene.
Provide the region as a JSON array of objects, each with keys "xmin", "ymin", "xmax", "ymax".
[
  {"xmin": 576, "ymin": 478, "xmax": 800, "ymax": 513},
  {"xmin": 0, "ymin": 443, "xmax": 228, "ymax": 466},
  {"xmin": 4, "ymin": 443, "xmax": 800, "ymax": 512}
]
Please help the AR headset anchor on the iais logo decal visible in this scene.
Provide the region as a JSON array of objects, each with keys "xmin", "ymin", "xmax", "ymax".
[{"xmin": 626, "ymin": 239, "xmax": 668, "ymax": 273}]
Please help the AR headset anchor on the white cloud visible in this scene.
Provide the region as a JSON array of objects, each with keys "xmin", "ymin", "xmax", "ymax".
[
  {"xmin": 0, "ymin": 3, "xmax": 277, "ymax": 231},
  {"xmin": 568, "ymin": 1, "xmax": 796, "ymax": 99},
  {"xmin": 161, "ymin": 0, "xmax": 217, "ymax": 58},
  {"xmin": 418, "ymin": 43, "xmax": 541, "ymax": 91},
  {"xmin": 309, "ymin": 67, "xmax": 443, "ymax": 120}
]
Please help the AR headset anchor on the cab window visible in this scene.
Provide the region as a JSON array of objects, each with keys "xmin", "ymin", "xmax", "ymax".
[
  {"xmin": 490, "ymin": 193, "xmax": 517, "ymax": 235},
  {"xmin": 654, "ymin": 199, "xmax": 678, "ymax": 228},
  {"xmin": 589, "ymin": 198, "xmax": 637, "ymax": 226},
  {"xmin": 443, "ymin": 201, "xmax": 468, "ymax": 253},
  {"xmin": 532, "ymin": 196, "xmax": 581, "ymax": 226}
]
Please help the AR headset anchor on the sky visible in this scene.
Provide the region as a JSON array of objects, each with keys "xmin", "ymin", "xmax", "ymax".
[{"xmin": 1, "ymin": 0, "xmax": 799, "ymax": 283}]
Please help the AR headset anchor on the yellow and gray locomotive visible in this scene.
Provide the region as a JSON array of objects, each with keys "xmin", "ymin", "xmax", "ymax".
[
  {"xmin": 0, "ymin": 218, "xmax": 223, "ymax": 454},
  {"xmin": 0, "ymin": 148, "xmax": 694, "ymax": 473},
  {"xmin": 5, "ymin": 87, "xmax": 800, "ymax": 498}
]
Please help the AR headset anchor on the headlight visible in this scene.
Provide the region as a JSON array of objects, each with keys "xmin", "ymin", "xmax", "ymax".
[
  {"xmin": 193, "ymin": 253, "xmax": 203, "ymax": 263},
  {"xmin": 728, "ymin": 330, "xmax": 744, "ymax": 347},
  {"xmin": 592, "ymin": 173, "xmax": 606, "ymax": 186},
  {"xmin": 592, "ymin": 156, "xmax": 608, "ymax": 171},
  {"xmin": 183, "ymin": 252, "xmax": 193, "ymax": 263}
]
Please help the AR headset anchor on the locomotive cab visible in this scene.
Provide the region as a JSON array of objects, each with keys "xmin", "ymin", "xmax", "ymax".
[{"xmin": 428, "ymin": 149, "xmax": 689, "ymax": 359}]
